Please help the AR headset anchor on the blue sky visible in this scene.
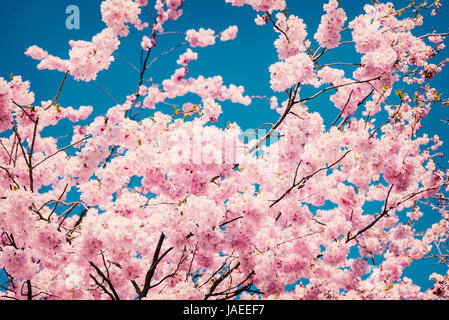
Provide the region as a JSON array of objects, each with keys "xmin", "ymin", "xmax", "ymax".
[{"xmin": 1, "ymin": 0, "xmax": 449, "ymax": 294}]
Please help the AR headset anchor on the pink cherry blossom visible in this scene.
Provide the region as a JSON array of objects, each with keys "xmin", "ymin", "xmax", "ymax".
[
  {"xmin": 255, "ymin": 14, "xmax": 268, "ymax": 26},
  {"xmin": 314, "ymin": 0, "xmax": 347, "ymax": 49},
  {"xmin": 225, "ymin": 0, "xmax": 286, "ymax": 12},
  {"xmin": 269, "ymin": 52, "xmax": 315, "ymax": 91},
  {"xmin": 273, "ymin": 13, "xmax": 308, "ymax": 59},
  {"xmin": 185, "ymin": 28, "xmax": 216, "ymax": 48},
  {"xmin": 8, "ymin": 76, "xmax": 35, "ymax": 107},
  {"xmin": 2, "ymin": 0, "xmax": 449, "ymax": 301},
  {"xmin": 141, "ymin": 36, "xmax": 153, "ymax": 51},
  {"xmin": 69, "ymin": 28, "xmax": 120, "ymax": 82},
  {"xmin": 24, "ymin": 45, "xmax": 48, "ymax": 60},
  {"xmin": 220, "ymin": 25, "xmax": 238, "ymax": 41},
  {"xmin": 101, "ymin": 0, "xmax": 147, "ymax": 37},
  {"xmin": 0, "ymin": 78, "xmax": 13, "ymax": 133},
  {"xmin": 177, "ymin": 49, "xmax": 198, "ymax": 66}
]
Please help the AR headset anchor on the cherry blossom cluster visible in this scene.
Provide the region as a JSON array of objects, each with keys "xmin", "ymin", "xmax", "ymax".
[
  {"xmin": 273, "ymin": 14, "xmax": 308, "ymax": 59},
  {"xmin": 101, "ymin": 0, "xmax": 148, "ymax": 37},
  {"xmin": 269, "ymin": 52, "xmax": 315, "ymax": 91},
  {"xmin": 225, "ymin": 0, "xmax": 286, "ymax": 12},
  {"xmin": 314, "ymin": 0, "xmax": 347, "ymax": 49},
  {"xmin": 220, "ymin": 25, "xmax": 239, "ymax": 41},
  {"xmin": 0, "ymin": 78, "xmax": 13, "ymax": 133},
  {"xmin": 185, "ymin": 28, "xmax": 216, "ymax": 48},
  {"xmin": 68, "ymin": 28, "xmax": 120, "ymax": 82},
  {"xmin": 1, "ymin": 0, "xmax": 449, "ymax": 301}
]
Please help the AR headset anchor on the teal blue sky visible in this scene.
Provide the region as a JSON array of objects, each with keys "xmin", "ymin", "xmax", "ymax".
[{"xmin": 1, "ymin": 0, "xmax": 449, "ymax": 294}]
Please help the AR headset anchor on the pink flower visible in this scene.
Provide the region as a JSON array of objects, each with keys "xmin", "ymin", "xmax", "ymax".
[
  {"xmin": 186, "ymin": 28, "xmax": 216, "ymax": 47},
  {"xmin": 314, "ymin": 0, "xmax": 347, "ymax": 49},
  {"xmin": 3, "ymin": 0, "xmax": 449, "ymax": 301},
  {"xmin": 36, "ymin": 55, "xmax": 70, "ymax": 73},
  {"xmin": 317, "ymin": 66, "xmax": 345, "ymax": 84},
  {"xmin": 202, "ymin": 98, "xmax": 222, "ymax": 122},
  {"xmin": 101, "ymin": 0, "xmax": 146, "ymax": 37},
  {"xmin": 269, "ymin": 52, "xmax": 315, "ymax": 91},
  {"xmin": 0, "ymin": 78, "xmax": 13, "ymax": 133},
  {"xmin": 269, "ymin": 96, "xmax": 278, "ymax": 109},
  {"xmin": 220, "ymin": 25, "xmax": 238, "ymax": 41},
  {"xmin": 177, "ymin": 49, "xmax": 198, "ymax": 66},
  {"xmin": 25, "ymin": 45, "xmax": 48, "ymax": 60},
  {"xmin": 225, "ymin": 0, "xmax": 286, "ymax": 12},
  {"xmin": 8, "ymin": 76, "xmax": 35, "ymax": 106},
  {"xmin": 255, "ymin": 14, "xmax": 268, "ymax": 26},
  {"xmin": 68, "ymin": 28, "xmax": 120, "ymax": 82},
  {"xmin": 274, "ymin": 13, "xmax": 308, "ymax": 59},
  {"xmin": 142, "ymin": 86, "xmax": 166, "ymax": 109},
  {"xmin": 141, "ymin": 36, "xmax": 153, "ymax": 51}
]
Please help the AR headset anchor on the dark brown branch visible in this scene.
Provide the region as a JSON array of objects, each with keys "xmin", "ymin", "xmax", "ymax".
[
  {"xmin": 298, "ymin": 75, "xmax": 382, "ymax": 104},
  {"xmin": 12, "ymin": 102, "xmax": 36, "ymax": 123},
  {"xmin": 266, "ymin": 12, "xmax": 290, "ymax": 43},
  {"xmin": 89, "ymin": 261, "xmax": 120, "ymax": 300},
  {"xmin": 90, "ymin": 274, "xmax": 115, "ymax": 300},
  {"xmin": 270, "ymin": 150, "xmax": 351, "ymax": 208},
  {"xmin": 346, "ymin": 180, "xmax": 447, "ymax": 243},
  {"xmin": 148, "ymin": 249, "xmax": 188, "ymax": 289},
  {"xmin": 102, "ymin": 146, "xmax": 118, "ymax": 169},
  {"xmin": 11, "ymin": 125, "xmax": 30, "ymax": 168},
  {"xmin": 346, "ymin": 184, "xmax": 395, "ymax": 243},
  {"xmin": 27, "ymin": 118, "xmax": 40, "ymax": 192},
  {"xmin": 205, "ymin": 261, "xmax": 241, "ymax": 300},
  {"xmin": 218, "ymin": 285, "xmax": 263, "ymax": 300},
  {"xmin": 248, "ymin": 83, "xmax": 300, "ymax": 154},
  {"xmin": 26, "ymin": 280, "xmax": 32, "ymax": 300},
  {"xmin": 57, "ymin": 202, "xmax": 81, "ymax": 231},
  {"xmin": 0, "ymin": 166, "xmax": 20, "ymax": 189},
  {"xmin": 199, "ymin": 255, "xmax": 238, "ymax": 289},
  {"xmin": 44, "ymin": 72, "xmax": 69, "ymax": 111},
  {"xmin": 132, "ymin": 232, "xmax": 174, "ymax": 299},
  {"xmin": 185, "ymin": 242, "xmax": 198, "ymax": 282},
  {"xmin": 331, "ymin": 90, "xmax": 354, "ymax": 127},
  {"xmin": 219, "ymin": 216, "xmax": 243, "ymax": 228},
  {"xmin": 32, "ymin": 134, "xmax": 92, "ymax": 169},
  {"xmin": 47, "ymin": 184, "xmax": 69, "ymax": 221},
  {"xmin": 0, "ymin": 140, "xmax": 13, "ymax": 165},
  {"xmin": 369, "ymin": 104, "xmax": 403, "ymax": 138},
  {"xmin": 72, "ymin": 208, "xmax": 88, "ymax": 229}
]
